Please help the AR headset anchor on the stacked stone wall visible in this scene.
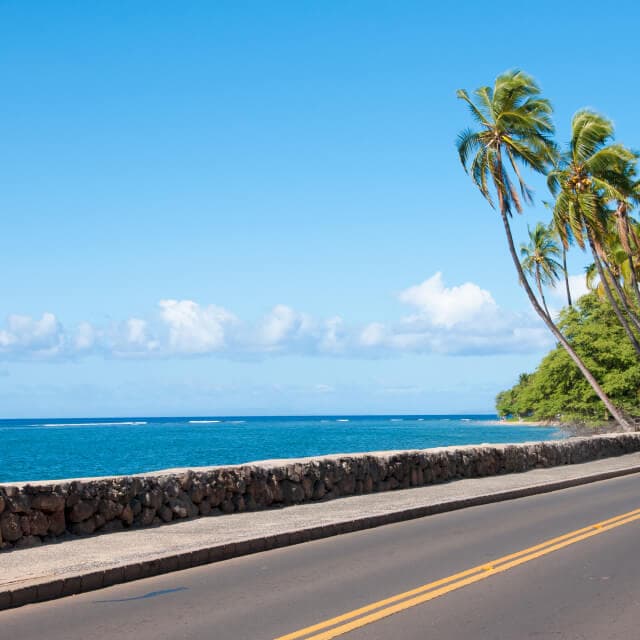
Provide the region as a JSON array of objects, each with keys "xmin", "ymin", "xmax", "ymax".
[{"xmin": 2, "ymin": 434, "xmax": 639, "ymax": 550}]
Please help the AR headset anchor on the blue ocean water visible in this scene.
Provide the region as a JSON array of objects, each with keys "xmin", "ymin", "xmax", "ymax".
[{"xmin": 0, "ymin": 415, "xmax": 564, "ymax": 483}]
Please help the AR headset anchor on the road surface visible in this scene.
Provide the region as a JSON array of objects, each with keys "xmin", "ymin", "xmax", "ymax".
[{"xmin": 2, "ymin": 472, "xmax": 640, "ymax": 639}]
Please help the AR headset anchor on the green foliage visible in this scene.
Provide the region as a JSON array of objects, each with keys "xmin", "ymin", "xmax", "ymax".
[
  {"xmin": 547, "ymin": 110, "xmax": 637, "ymax": 250},
  {"xmin": 520, "ymin": 222, "xmax": 562, "ymax": 287},
  {"xmin": 496, "ymin": 294, "xmax": 640, "ymax": 422},
  {"xmin": 456, "ymin": 70, "xmax": 556, "ymax": 216}
]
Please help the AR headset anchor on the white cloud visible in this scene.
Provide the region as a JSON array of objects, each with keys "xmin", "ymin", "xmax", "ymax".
[
  {"xmin": 107, "ymin": 317, "xmax": 160, "ymax": 357},
  {"xmin": 259, "ymin": 305, "xmax": 312, "ymax": 347},
  {"xmin": 0, "ymin": 313, "xmax": 66, "ymax": 359},
  {"xmin": 74, "ymin": 322, "xmax": 96, "ymax": 351},
  {"xmin": 359, "ymin": 322, "xmax": 386, "ymax": 347},
  {"xmin": 383, "ymin": 273, "xmax": 550, "ymax": 356},
  {"xmin": 398, "ymin": 272, "xmax": 498, "ymax": 328},
  {"xmin": 358, "ymin": 318, "xmax": 550, "ymax": 357},
  {"xmin": 159, "ymin": 299, "xmax": 237, "ymax": 354},
  {"xmin": 126, "ymin": 318, "xmax": 149, "ymax": 345},
  {"xmin": 0, "ymin": 273, "xmax": 554, "ymax": 361},
  {"xmin": 550, "ymin": 273, "xmax": 590, "ymax": 304},
  {"xmin": 319, "ymin": 316, "xmax": 346, "ymax": 353},
  {"xmin": 255, "ymin": 307, "xmax": 346, "ymax": 355},
  {"xmin": 568, "ymin": 274, "xmax": 590, "ymax": 300}
]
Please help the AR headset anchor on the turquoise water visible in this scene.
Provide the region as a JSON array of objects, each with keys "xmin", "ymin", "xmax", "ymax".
[{"xmin": 0, "ymin": 415, "xmax": 564, "ymax": 482}]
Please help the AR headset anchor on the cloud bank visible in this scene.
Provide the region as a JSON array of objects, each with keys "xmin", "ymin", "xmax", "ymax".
[{"xmin": 0, "ymin": 273, "xmax": 554, "ymax": 361}]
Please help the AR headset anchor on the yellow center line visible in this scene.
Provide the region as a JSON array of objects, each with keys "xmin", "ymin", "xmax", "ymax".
[{"xmin": 274, "ymin": 507, "xmax": 640, "ymax": 640}]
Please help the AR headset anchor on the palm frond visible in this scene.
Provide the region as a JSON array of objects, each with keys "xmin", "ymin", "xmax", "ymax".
[
  {"xmin": 456, "ymin": 89, "xmax": 491, "ymax": 127},
  {"xmin": 456, "ymin": 128, "xmax": 482, "ymax": 170}
]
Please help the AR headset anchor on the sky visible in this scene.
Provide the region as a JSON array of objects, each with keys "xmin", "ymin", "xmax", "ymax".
[{"xmin": 1, "ymin": 1, "xmax": 638, "ymax": 417}]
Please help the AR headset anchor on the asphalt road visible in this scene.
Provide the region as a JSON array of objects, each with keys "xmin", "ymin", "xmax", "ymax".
[{"xmin": 3, "ymin": 473, "xmax": 640, "ymax": 640}]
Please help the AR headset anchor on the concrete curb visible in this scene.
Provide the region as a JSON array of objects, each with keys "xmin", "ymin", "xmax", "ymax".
[{"xmin": 2, "ymin": 463, "xmax": 640, "ymax": 612}]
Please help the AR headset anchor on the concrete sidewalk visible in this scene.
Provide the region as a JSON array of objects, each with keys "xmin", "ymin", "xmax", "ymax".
[{"xmin": 2, "ymin": 452, "xmax": 640, "ymax": 611}]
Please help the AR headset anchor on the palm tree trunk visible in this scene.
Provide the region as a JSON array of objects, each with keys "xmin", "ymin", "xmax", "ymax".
[
  {"xmin": 622, "ymin": 216, "xmax": 640, "ymax": 308},
  {"xmin": 627, "ymin": 252, "xmax": 640, "ymax": 309},
  {"xmin": 500, "ymin": 210, "xmax": 632, "ymax": 430},
  {"xmin": 587, "ymin": 231, "xmax": 640, "ymax": 358},
  {"xmin": 600, "ymin": 254, "xmax": 640, "ymax": 335},
  {"xmin": 535, "ymin": 269, "xmax": 551, "ymax": 319},
  {"xmin": 562, "ymin": 244, "xmax": 572, "ymax": 308}
]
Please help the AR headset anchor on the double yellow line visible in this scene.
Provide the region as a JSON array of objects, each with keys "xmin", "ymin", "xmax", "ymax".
[{"xmin": 274, "ymin": 507, "xmax": 640, "ymax": 640}]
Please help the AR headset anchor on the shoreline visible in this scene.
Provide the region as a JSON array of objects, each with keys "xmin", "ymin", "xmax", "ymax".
[
  {"xmin": 0, "ymin": 416, "xmax": 560, "ymax": 485},
  {"xmin": 495, "ymin": 418, "xmax": 629, "ymax": 437},
  {"xmin": 2, "ymin": 418, "xmax": 623, "ymax": 485}
]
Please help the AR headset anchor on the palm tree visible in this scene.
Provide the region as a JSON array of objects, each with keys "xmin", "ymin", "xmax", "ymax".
[
  {"xmin": 585, "ymin": 263, "xmax": 600, "ymax": 295},
  {"xmin": 611, "ymin": 165, "xmax": 640, "ymax": 308},
  {"xmin": 599, "ymin": 215, "xmax": 640, "ymax": 331},
  {"xmin": 520, "ymin": 223, "xmax": 562, "ymax": 317},
  {"xmin": 548, "ymin": 218, "xmax": 573, "ymax": 307},
  {"xmin": 585, "ymin": 232, "xmax": 640, "ymax": 348},
  {"xmin": 586, "ymin": 224, "xmax": 640, "ymax": 302},
  {"xmin": 591, "ymin": 203, "xmax": 640, "ymax": 336},
  {"xmin": 457, "ymin": 71, "xmax": 632, "ymax": 430},
  {"xmin": 547, "ymin": 110, "xmax": 640, "ymax": 358},
  {"xmin": 616, "ymin": 208, "xmax": 640, "ymax": 308}
]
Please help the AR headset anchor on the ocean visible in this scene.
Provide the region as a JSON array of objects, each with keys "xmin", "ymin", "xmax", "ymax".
[{"xmin": 0, "ymin": 415, "xmax": 564, "ymax": 483}]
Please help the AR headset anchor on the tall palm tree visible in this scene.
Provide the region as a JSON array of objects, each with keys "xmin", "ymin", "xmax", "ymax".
[
  {"xmin": 520, "ymin": 223, "xmax": 562, "ymax": 317},
  {"xmin": 586, "ymin": 220, "xmax": 640, "ymax": 302},
  {"xmin": 598, "ymin": 215, "xmax": 640, "ymax": 332},
  {"xmin": 547, "ymin": 111, "xmax": 640, "ymax": 358},
  {"xmin": 548, "ymin": 218, "xmax": 573, "ymax": 307},
  {"xmin": 611, "ymin": 165, "xmax": 640, "ymax": 308},
  {"xmin": 616, "ymin": 206, "xmax": 640, "ymax": 308},
  {"xmin": 588, "ymin": 201, "xmax": 640, "ymax": 336},
  {"xmin": 457, "ymin": 71, "xmax": 632, "ymax": 430}
]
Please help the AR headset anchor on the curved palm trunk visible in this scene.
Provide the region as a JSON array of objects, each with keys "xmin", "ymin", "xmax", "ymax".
[
  {"xmin": 535, "ymin": 268, "xmax": 551, "ymax": 319},
  {"xmin": 622, "ymin": 215, "xmax": 640, "ymax": 309},
  {"xmin": 587, "ymin": 231, "xmax": 640, "ymax": 358},
  {"xmin": 501, "ymin": 211, "xmax": 632, "ymax": 430},
  {"xmin": 600, "ymin": 255, "xmax": 640, "ymax": 335},
  {"xmin": 562, "ymin": 244, "xmax": 572, "ymax": 308},
  {"xmin": 627, "ymin": 252, "xmax": 640, "ymax": 309}
]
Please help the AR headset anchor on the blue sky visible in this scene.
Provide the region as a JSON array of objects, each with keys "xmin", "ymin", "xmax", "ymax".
[{"xmin": 1, "ymin": 1, "xmax": 638, "ymax": 417}]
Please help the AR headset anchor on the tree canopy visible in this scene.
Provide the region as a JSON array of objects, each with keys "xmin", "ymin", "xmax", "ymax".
[{"xmin": 496, "ymin": 294, "xmax": 640, "ymax": 423}]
